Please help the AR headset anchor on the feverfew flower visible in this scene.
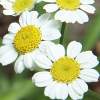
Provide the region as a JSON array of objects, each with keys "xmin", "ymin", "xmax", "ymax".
[
  {"xmin": 0, "ymin": 0, "xmax": 36, "ymax": 16},
  {"xmin": 0, "ymin": 11, "xmax": 61, "ymax": 73},
  {"xmin": 42, "ymin": 0, "xmax": 95, "ymax": 24},
  {"xmin": 33, "ymin": 41, "xmax": 99, "ymax": 100}
]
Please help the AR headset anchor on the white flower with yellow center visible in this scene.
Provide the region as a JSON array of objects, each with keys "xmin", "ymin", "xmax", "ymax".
[
  {"xmin": 33, "ymin": 41, "xmax": 99, "ymax": 100},
  {"xmin": 0, "ymin": 11, "xmax": 61, "ymax": 73},
  {"xmin": 0, "ymin": 0, "xmax": 36, "ymax": 16},
  {"xmin": 41, "ymin": 0, "xmax": 95, "ymax": 24}
]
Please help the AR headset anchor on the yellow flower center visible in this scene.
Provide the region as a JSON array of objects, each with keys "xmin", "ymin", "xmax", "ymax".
[
  {"xmin": 12, "ymin": 0, "xmax": 35, "ymax": 13},
  {"xmin": 56, "ymin": 0, "xmax": 80, "ymax": 10},
  {"xmin": 51, "ymin": 57, "xmax": 80, "ymax": 83},
  {"xmin": 13, "ymin": 25, "xmax": 41, "ymax": 54}
]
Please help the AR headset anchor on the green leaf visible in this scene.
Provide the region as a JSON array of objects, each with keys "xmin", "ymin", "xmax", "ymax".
[
  {"xmin": 67, "ymin": 90, "xmax": 100, "ymax": 100},
  {"xmin": 96, "ymin": 64, "xmax": 100, "ymax": 72},
  {"xmin": 82, "ymin": 11, "xmax": 100, "ymax": 50},
  {"xmin": 83, "ymin": 90, "xmax": 100, "ymax": 100},
  {"xmin": 34, "ymin": 2, "xmax": 46, "ymax": 15},
  {"xmin": 0, "ymin": 79, "xmax": 34, "ymax": 100}
]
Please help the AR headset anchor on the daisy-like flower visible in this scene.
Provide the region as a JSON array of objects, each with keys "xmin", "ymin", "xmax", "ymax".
[
  {"xmin": 33, "ymin": 41, "xmax": 99, "ymax": 100},
  {"xmin": 42, "ymin": 0, "xmax": 96, "ymax": 24},
  {"xmin": 0, "ymin": 11, "xmax": 61, "ymax": 73},
  {"xmin": 0, "ymin": 0, "xmax": 36, "ymax": 16}
]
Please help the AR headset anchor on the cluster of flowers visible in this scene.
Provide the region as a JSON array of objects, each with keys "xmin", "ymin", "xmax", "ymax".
[{"xmin": 0, "ymin": 0, "xmax": 99, "ymax": 99}]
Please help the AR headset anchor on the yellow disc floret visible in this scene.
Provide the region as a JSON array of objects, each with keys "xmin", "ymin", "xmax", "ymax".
[
  {"xmin": 56, "ymin": 0, "xmax": 80, "ymax": 10},
  {"xmin": 14, "ymin": 25, "xmax": 41, "ymax": 54},
  {"xmin": 51, "ymin": 57, "xmax": 80, "ymax": 83},
  {"xmin": 12, "ymin": 0, "xmax": 35, "ymax": 13}
]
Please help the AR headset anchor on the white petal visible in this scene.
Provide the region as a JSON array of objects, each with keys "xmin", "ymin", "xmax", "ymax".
[
  {"xmin": 80, "ymin": 69, "xmax": 99, "ymax": 82},
  {"xmin": 1, "ymin": 1, "xmax": 12, "ymax": 10},
  {"xmin": 36, "ymin": 0, "xmax": 42, "ymax": 3},
  {"xmin": 71, "ymin": 79, "xmax": 88, "ymax": 95},
  {"xmin": 0, "ymin": 45, "xmax": 12, "ymax": 56},
  {"xmin": 39, "ymin": 41, "xmax": 54, "ymax": 54},
  {"xmin": 2, "ymin": 33, "xmax": 15, "ymax": 45},
  {"xmin": 76, "ymin": 51, "xmax": 94, "ymax": 62},
  {"xmin": 75, "ymin": 9, "xmax": 89, "ymax": 24},
  {"xmin": 14, "ymin": 55, "xmax": 25, "ymax": 73},
  {"xmin": 3, "ymin": 10, "xmax": 15, "ymax": 15},
  {"xmin": 9, "ymin": 0, "xmax": 15, "ymax": 2},
  {"xmin": 43, "ymin": 4, "xmax": 58, "ymax": 13},
  {"xmin": 41, "ymin": 19, "xmax": 61, "ymax": 30},
  {"xmin": 46, "ymin": 43, "xmax": 65, "ymax": 61},
  {"xmin": 44, "ymin": 81, "xmax": 56, "ymax": 99},
  {"xmin": 8, "ymin": 22, "xmax": 21, "ymax": 33},
  {"xmin": 30, "ymin": 49, "xmax": 41, "ymax": 69},
  {"xmin": 29, "ymin": 11, "xmax": 38, "ymax": 19},
  {"xmin": 44, "ymin": 82, "xmax": 68, "ymax": 99},
  {"xmin": 80, "ymin": 5, "xmax": 95, "ymax": 14},
  {"xmin": 55, "ymin": 83, "xmax": 68, "ymax": 99},
  {"xmin": 55, "ymin": 9, "xmax": 89, "ymax": 24},
  {"xmin": 31, "ymin": 49, "xmax": 42, "ymax": 60},
  {"xmin": 64, "ymin": 11, "xmax": 77, "ymax": 23},
  {"xmin": 41, "ymin": 28, "xmax": 61, "ymax": 40},
  {"xmin": 36, "ymin": 13, "xmax": 52, "ymax": 27},
  {"xmin": 26, "ymin": 11, "xmax": 39, "ymax": 25},
  {"xmin": 76, "ymin": 51, "xmax": 99, "ymax": 68},
  {"xmin": 0, "ymin": 46, "xmax": 18, "ymax": 65},
  {"xmin": 67, "ymin": 41, "xmax": 82, "ymax": 58},
  {"xmin": 34, "ymin": 54, "xmax": 52, "ymax": 69},
  {"xmin": 68, "ymin": 84, "xmax": 83, "ymax": 100},
  {"xmin": 55, "ymin": 10, "xmax": 77, "ymax": 23},
  {"xmin": 23, "ymin": 53, "xmax": 34, "ymax": 69},
  {"xmin": 32, "ymin": 71, "xmax": 53, "ymax": 87},
  {"xmin": 19, "ymin": 11, "xmax": 29, "ymax": 27},
  {"xmin": 80, "ymin": 0, "xmax": 95, "ymax": 4},
  {"xmin": 55, "ymin": 10, "xmax": 69, "ymax": 22}
]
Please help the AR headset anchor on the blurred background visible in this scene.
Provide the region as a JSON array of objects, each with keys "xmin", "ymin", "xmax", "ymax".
[{"xmin": 0, "ymin": 0, "xmax": 100, "ymax": 100}]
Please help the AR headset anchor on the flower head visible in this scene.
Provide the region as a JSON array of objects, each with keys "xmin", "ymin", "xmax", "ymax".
[
  {"xmin": 33, "ymin": 41, "xmax": 99, "ymax": 100},
  {"xmin": 42, "ymin": 0, "xmax": 95, "ymax": 24},
  {"xmin": 0, "ymin": 11, "xmax": 61, "ymax": 73},
  {"xmin": 0, "ymin": 0, "xmax": 36, "ymax": 16}
]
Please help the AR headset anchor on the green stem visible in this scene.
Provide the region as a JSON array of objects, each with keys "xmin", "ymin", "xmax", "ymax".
[{"xmin": 60, "ymin": 22, "xmax": 66, "ymax": 44}]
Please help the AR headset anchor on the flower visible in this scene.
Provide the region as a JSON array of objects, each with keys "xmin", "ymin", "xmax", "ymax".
[
  {"xmin": 42, "ymin": 0, "xmax": 95, "ymax": 24},
  {"xmin": 32, "ymin": 41, "xmax": 99, "ymax": 100},
  {"xmin": 0, "ymin": 11, "xmax": 61, "ymax": 73},
  {"xmin": 0, "ymin": 0, "xmax": 36, "ymax": 16}
]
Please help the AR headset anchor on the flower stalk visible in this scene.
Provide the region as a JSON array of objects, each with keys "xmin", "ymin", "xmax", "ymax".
[{"xmin": 60, "ymin": 22, "xmax": 66, "ymax": 44}]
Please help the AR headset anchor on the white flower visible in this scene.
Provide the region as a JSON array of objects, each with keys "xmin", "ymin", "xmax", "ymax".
[
  {"xmin": 32, "ymin": 41, "xmax": 99, "ymax": 100},
  {"xmin": 42, "ymin": 0, "xmax": 95, "ymax": 24},
  {"xmin": 0, "ymin": 11, "xmax": 61, "ymax": 73},
  {"xmin": 0, "ymin": 0, "xmax": 37, "ymax": 16}
]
